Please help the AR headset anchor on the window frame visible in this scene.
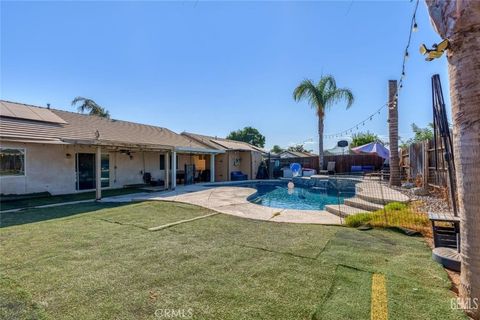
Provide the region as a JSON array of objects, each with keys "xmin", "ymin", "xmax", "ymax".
[
  {"xmin": 160, "ymin": 154, "xmax": 165, "ymax": 170},
  {"xmin": 0, "ymin": 147, "xmax": 26, "ymax": 177}
]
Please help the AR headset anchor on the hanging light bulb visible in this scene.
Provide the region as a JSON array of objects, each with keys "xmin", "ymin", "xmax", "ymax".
[{"xmin": 413, "ymin": 20, "xmax": 418, "ymax": 32}]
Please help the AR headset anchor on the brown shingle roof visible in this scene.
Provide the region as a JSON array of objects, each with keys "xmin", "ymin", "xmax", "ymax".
[
  {"xmin": 0, "ymin": 100, "xmax": 210, "ymax": 150},
  {"xmin": 182, "ymin": 132, "xmax": 264, "ymax": 152}
]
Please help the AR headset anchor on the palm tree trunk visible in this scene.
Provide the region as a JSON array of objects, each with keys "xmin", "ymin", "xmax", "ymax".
[
  {"xmin": 447, "ymin": 22, "xmax": 480, "ymax": 320},
  {"xmin": 426, "ymin": 2, "xmax": 480, "ymax": 318},
  {"xmin": 318, "ymin": 115, "xmax": 324, "ymax": 171},
  {"xmin": 388, "ymin": 80, "xmax": 401, "ymax": 186}
]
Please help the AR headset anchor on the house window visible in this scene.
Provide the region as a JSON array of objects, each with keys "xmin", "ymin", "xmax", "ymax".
[
  {"xmin": 160, "ymin": 154, "xmax": 165, "ymax": 170},
  {"xmin": 0, "ymin": 148, "xmax": 25, "ymax": 176}
]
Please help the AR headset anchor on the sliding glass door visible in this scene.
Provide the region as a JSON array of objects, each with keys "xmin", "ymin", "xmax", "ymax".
[{"xmin": 76, "ymin": 153, "xmax": 110, "ymax": 190}]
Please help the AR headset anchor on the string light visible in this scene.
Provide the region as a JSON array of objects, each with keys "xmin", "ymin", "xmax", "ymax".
[
  {"xmin": 324, "ymin": 0, "xmax": 419, "ymax": 139},
  {"xmin": 412, "ymin": 15, "xmax": 418, "ymax": 32}
]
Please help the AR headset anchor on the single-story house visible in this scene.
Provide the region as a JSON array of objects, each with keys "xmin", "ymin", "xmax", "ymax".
[
  {"xmin": 181, "ymin": 132, "xmax": 265, "ymax": 182},
  {"xmin": 0, "ymin": 100, "xmax": 230, "ymax": 198},
  {"xmin": 278, "ymin": 150, "xmax": 317, "ymax": 159}
]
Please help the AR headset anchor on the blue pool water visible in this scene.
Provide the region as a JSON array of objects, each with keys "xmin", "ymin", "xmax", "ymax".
[{"xmin": 245, "ymin": 182, "xmax": 355, "ymax": 210}]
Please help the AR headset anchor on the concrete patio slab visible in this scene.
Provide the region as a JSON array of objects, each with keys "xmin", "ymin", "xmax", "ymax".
[
  {"xmin": 101, "ymin": 184, "xmax": 343, "ymax": 225},
  {"xmin": 99, "ymin": 179, "xmax": 408, "ymax": 225}
]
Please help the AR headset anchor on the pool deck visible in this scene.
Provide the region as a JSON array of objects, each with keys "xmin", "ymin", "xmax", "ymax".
[
  {"xmin": 101, "ymin": 182, "xmax": 344, "ymax": 225},
  {"xmin": 101, "ymin": 179, "xmax": 409, "ymax": 225}
]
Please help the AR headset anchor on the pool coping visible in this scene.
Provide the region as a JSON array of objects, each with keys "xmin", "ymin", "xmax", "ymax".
[
  {"xmin": 100, "ymin": 178, "xmax": 408, "ymax": 225},
  {"xmin": 101, "ymin": 183, "xmax": 345, "ymax": 225}
]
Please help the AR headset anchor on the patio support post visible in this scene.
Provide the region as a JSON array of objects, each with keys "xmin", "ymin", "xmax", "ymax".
[
  {"xmin": 165, "ymin": 151, "xmax": 170, "ymax": 190},
  {"xmin": 96, "ymin": 145, "xmax": 102, "ymax": 200},
  {"xmin": 210, "ymin": 154, "xmax": 215, "ymax": 182},
  {"xmin": 172, "ymin": 151, "xmax": 177, "ymax": 190}
]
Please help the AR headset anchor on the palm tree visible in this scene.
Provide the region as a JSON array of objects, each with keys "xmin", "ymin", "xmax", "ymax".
[
  {"xmin": 426, "ymin": 1, "xmax": 480, "ymax": 318},
  {"xmin": 71, "ymin": 97, "xmax": 110, "ymax": 118},
  {"xmin": 389, "ymin": 80, "xmax": 401, "ymax": 187},
  {"xmin": 293, "ymin": 75, "xmax": 354, "ymax": 169}
]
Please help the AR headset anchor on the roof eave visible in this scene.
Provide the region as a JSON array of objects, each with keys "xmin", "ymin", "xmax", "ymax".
[{"xmin": 175, "ymin": 146, "xmax": 225, "ymax": 154}]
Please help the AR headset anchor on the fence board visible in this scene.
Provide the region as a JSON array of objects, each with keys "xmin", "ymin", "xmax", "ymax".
[
  {"xmin": 276, "ymin": 154, "xmax": 384, "ymax": 174},
  {"xmin": 400, "ymin": 136, "xmax": 453, "ymax": 189}
]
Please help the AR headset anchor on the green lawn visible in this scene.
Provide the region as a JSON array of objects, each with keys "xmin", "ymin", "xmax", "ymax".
[
  {"xmin": 0, "ymin": 187, "xmax": 147, "ymax": 211},
  {"xmin": 0, "ymin": 201, "xmax": 466, "ymax": 319}
]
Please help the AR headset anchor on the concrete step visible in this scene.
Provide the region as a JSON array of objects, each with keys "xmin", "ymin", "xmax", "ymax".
[
  {"xmin": 356, "ymin": 192, "xmax": 402, "ymax": 205},
  {"xmin": 344, "ymin": 197, "xmax": 384, "ymax": 212},
  {"xmin": 355, "ymin": 182, "xmax": 410, "ymax": 205},
  {"xmin": 325, "ymin": 204, "xmax": 367, "ymax": 217}
]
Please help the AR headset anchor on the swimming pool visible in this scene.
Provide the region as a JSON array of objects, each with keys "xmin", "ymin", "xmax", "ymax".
[{"xmin": 244, "ymin": 181, "xmax": 356, "ymax": 210}]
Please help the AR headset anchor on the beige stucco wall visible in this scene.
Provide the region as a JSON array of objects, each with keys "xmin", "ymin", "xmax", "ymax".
[
  {"xmin": 214, "ymin": 153, "xmax": 228, "ymax": 182},
  {"xmin": 111, "ymin": 151, "xmax": 166, "ymax": 187},
  {"xmin": 239, "ymin": 151, "xmax": 252, "ymax": 179},
  {"xmin": 251, "ymin": 151, "xmax": 262, "ymax": 179},
  {"xmin": 0, "ymin": 142, "xmax": 168, "ymax": 195},
  {"xmin": 227, "ymin": 150, "xmax": 262, "ymax": 180},
  {"xmin": 209, "ymin": 150, "xmax": 264, "ymax": 181},
  {"xmin": 0, "ymin": 142, "xmax": 77, "ymax": 195}
]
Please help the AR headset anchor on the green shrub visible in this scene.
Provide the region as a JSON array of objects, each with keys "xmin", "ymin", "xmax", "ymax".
[
  {"xmin": 345, "ymin": 212, "xmax": 374, "ymax": 228},
  {"xmin": 384, "ymin": 202, "xmax": 407, "ymax": 211}
]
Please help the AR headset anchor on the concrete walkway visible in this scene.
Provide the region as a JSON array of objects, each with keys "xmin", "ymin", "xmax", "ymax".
[{"xmin": 100, "ymin": 184, "xmax": 344, "ymax": 225}]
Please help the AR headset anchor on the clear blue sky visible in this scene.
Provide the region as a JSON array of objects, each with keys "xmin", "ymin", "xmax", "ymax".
[{"xmin": 1, "ymin": 1, "xmax": 450, "ymax": 151}]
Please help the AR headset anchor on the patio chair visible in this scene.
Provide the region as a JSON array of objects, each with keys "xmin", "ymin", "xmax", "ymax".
[
  {"xmin": 231, "ymin": 171, "xmax": 248, "ymax": 181},
  {"xmin": 319, "ymin": 162, "xmax": 336, "ymax": 175}
]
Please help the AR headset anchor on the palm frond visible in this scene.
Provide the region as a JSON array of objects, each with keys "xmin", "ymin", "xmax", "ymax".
[
  {"xmin": 293, "ymin": 79, "xmax": 325, "ymax": 113},
  {"xmin": 317, "ymin": 75, "xmax": 337, "ymax": 93},
  {"xmin": 325, "ymin": 88, "xmax": 354, "ymax": 109},
  {"xmin": 71, "ymin": 97, "xmax": 110, "ymax": 118}
]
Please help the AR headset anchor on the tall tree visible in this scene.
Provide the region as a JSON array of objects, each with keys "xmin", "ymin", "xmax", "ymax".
[
  {"xmin": 226, "ymin": 126, "xmax": 265, "ymax": 148},
  {"xmin": 411, "ymin": 123, "xmax": 434, "ymax": 142},
  {"xmin": 426, "ymin": 1, "xmax": 480, "ymax": 318},
  {"xmin": 72, "ymin": 97, "xmax": 110, "ymax": 118},
  {"xmin": 350, "ymin": 131, "xmax": 381, "ymax": 148},
  {"xmin": 270, "ymin": 145, "xmax": 284, "ymax": 154},
  {"xmin": 287, "ymin": 144, "xmax": 312, "ymax": 153},
  {"xmin": 293, "ymin": 75, "xmax": 354, "ymax": 169}
]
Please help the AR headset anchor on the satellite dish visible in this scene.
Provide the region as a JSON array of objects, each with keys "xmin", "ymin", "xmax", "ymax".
[{"xmin": 337, "ymin": 140, "xmax": 349, "ymax": 148}]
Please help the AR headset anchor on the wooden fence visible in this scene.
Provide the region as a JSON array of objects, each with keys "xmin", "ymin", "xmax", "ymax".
[
  {"xmin": 400, "ymin": 137, "xmax": 452, "ymax": 189},
  {"xmin": 323, "ymin": 154, "xmax": 384, "ymax": 173},
  {"xmin": 277, "ymin": 154, "xmax": 384, "ymax": 174}
]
